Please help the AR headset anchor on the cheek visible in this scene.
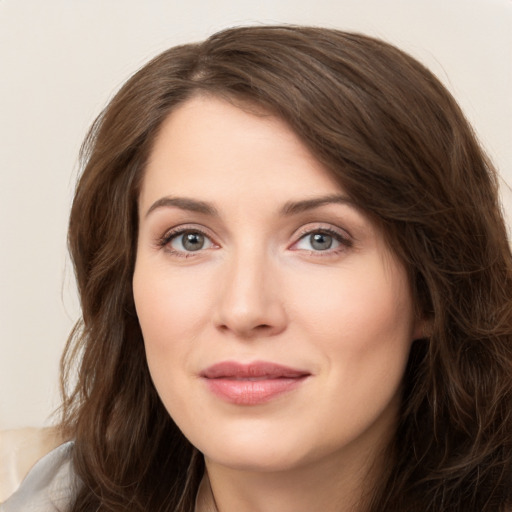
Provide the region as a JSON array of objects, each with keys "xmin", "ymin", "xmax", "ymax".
[
  {"xmin": 288, "ymin": 257, "xmax": 415, "ymax": 407},
  {"xmin": 132, "ymin": 262, "xmax": 211, "ymax": 423},
  {"xmin": 290, "ymin": 261, "xmax": 414, "ymax": 348},
  {"xmin": 133, "ymin": 261, "xmax": 212, "ymax": 350},
  {"xmin": 132, "ymin": 261, "xmax": 211, "ymax": 410}
]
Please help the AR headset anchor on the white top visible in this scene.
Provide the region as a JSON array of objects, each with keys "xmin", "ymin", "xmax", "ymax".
[
  {"xmin": 0, "ymin": 442, "xmax": 217, "ymax": 512},
  {"xmin": 0, "ymin": 442, "xmax": 76, "ymax": 512}
]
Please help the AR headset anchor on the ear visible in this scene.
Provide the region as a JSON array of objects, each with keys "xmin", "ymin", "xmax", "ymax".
[{"xmin": 412, "ymin": 315, "xmax": 432, "ymax": 341}]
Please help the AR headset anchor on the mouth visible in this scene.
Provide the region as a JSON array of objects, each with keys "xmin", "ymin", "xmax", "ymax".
[{"xmin": 200, "ymin": 361, "xmax": 311, "ymax": 405}]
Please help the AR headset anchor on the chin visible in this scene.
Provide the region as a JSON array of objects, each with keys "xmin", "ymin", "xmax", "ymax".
[
  {"xmin": 190, "ymin": 422, "xmax": 325, "ymax": 473},
  {"xmin": 203, "ymin": 443, "xmax": 307, "ymax": 473}
]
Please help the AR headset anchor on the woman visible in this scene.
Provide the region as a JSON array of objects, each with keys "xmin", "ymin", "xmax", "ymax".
[{"xmin": 3, "ymin": 25, "xmax": 512, "ymax": 512}]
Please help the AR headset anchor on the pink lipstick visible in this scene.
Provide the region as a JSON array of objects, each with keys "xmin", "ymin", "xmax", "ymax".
[{"xmin": 200, "ymin": 361, "xmax": 310, "ymax": 405}]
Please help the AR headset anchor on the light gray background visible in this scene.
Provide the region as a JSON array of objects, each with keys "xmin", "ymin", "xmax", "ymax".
[{"xmin": 1, "ymin": 0, "xmax": 511, "ymax": 429}]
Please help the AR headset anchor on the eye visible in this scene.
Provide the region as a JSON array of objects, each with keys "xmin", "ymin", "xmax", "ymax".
[
  {"xmin": 298, "ymin": 232, "xmax": 338, "ymax": 251},
  {"xmin": 161, "ymin": 228, "xmax": 216, "ymax": 255},
  {"xmin": 292, "ymin": 227, "xmax": 352, "ymax": 254}
]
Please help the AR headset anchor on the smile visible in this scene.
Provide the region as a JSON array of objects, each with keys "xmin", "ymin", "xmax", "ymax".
[{"xmin": 200, "ymin": 361, "xmax": 311, "ymax": 405}]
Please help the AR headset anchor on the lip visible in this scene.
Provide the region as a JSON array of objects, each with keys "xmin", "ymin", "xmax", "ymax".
[{"xmin": 200, "ymin": 361, "xmax": 310, "ymax": 405}]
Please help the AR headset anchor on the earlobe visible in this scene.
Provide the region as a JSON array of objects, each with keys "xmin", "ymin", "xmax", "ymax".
[{"xmin": 412, "ymin": 316, "xmax": 432, "ymax": 341}]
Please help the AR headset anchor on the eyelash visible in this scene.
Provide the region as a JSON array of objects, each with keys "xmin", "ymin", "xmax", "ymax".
[
  {"xmin": 157, "ymin": 225, "xmax": 353, "ymax": 258},
  {"xmin": 157, "ymin": 225, "xmax": 217, "ymax": 258},
  {"xmin": 291, "ymin": 226, "xmax": 353, "ymax": 257}
]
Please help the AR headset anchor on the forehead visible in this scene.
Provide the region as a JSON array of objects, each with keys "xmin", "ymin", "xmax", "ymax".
[{"xmin": 139, "ymin": 95, "xmax": 344, "ymax": 210}]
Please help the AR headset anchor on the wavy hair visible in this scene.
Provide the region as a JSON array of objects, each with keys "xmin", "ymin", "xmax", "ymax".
[{"xmin": 60, "ymin": 26, "xmax": 512, "ymax": 511}]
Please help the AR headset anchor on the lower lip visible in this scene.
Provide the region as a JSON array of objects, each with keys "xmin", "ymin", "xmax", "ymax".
[{"xmin": 204, "ymin": 377, "xmax": 308, "ymax": 405}]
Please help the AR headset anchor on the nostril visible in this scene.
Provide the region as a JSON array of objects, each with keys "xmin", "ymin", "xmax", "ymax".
[
  {"xmin": 213, "ymin": 290, "xmax": 288, "ymax": 337},
  {"xmin": 216, "ymin": 322, "xmax": 280, "ymax": 338}
]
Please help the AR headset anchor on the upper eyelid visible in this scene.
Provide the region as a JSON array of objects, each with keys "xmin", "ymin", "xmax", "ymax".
[
  {"xmin": 162, "ymin": 223, "xmax": 214, "ymax": 237},
  {"xmin": 288, "ymin": 224, "xmax": 355, "ymax": 254},
  {"xmin": 292, "ymin": 222, "xmax": 352, "ymax": 241},
  {"xmin": 155, "ymin": 221, "xmax": 354, "ymax": 248},
  {"xmin": 158, "ymin": 224, "xmax": 218, "ymax": 247}
]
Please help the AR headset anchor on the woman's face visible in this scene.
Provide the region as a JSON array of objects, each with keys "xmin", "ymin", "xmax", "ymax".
[{"xmin": 133, "ymin": 96, "xmax": 420, "ymax": 473}]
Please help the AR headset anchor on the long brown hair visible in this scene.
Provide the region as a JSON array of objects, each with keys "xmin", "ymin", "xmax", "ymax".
[{"xmin": 61, "ymin": 26, "xmax": 512, "ymax": 511}]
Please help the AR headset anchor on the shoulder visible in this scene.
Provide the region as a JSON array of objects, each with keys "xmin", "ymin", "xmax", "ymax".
[{"xmin": 0, "ymin": 441, "xmax": 77, "ymax": 512}]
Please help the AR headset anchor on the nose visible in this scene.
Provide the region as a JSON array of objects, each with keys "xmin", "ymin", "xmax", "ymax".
[{"xmin": 213, "ymin": 249, "xmax": 287, "ymax": 339}]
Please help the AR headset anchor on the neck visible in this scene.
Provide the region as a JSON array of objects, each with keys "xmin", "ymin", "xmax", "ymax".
[{"xmin": 201, "ymin": 437, "xmax": 389, "ymax": 512}]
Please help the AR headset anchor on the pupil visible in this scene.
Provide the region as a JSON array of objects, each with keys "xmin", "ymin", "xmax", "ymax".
[
  {"xmin": 183, "ymin": 232, "xmax": 204, "ymax": 251},
  {"xmin": 311, "ymin": 233, "xmax": 332, "ymax": 250}
]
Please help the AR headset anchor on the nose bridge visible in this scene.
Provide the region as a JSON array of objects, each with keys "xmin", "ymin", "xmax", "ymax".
[{"xmin": 215, "ymin": 241, "xmax": 286, "ymax": 337}]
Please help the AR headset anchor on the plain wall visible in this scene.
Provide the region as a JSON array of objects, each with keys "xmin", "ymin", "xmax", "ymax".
[{"xmin": 1, "ymin": 0, "xmax": 511, "ymax": 429}]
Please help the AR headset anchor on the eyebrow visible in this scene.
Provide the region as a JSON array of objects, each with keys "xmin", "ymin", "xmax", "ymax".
[
  {"xmin": 145, "ymin": 193, "xmax": 355, "ymax": 218},
  {"xmin": 280, "ymin": 194, "xmax": 356, "ymax": 215},
  {"xmin": 145, "ymin": 197, "xmax": 219, "ymax": 218}
]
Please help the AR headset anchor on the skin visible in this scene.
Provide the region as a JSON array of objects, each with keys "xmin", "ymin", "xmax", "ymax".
[{"xmin": 133, "ymin": 95, "xmax": 422, "ymax": 512}]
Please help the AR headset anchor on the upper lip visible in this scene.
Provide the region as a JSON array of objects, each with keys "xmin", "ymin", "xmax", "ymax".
[{"xmin": 200, "ymin": 361, "xmax": 310, "ymax": 379}]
